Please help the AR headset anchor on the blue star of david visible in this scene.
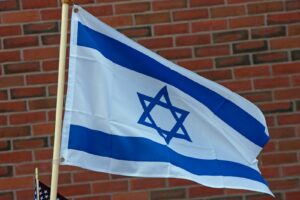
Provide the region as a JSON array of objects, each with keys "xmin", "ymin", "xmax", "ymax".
[{"xmin": 137, "ymin": 86, "xmax": 192, "ymax": 144}]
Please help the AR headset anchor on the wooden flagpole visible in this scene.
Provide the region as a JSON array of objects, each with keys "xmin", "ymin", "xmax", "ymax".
[
  {"xmin": 35, "ymin": 168, "xmax": 40, "ymax": 200},
  {"xmin": 50, "ymin": 1, "xmax": 70, "ymax": 200}
]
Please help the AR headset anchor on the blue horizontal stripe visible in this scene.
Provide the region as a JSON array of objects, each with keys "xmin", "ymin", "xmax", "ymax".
[
  {"xmin": 68, "ymin": 124, "xmax": 268, "ymax": 186},
  {"xmin": 76, "ymin": 22, "xmax": 269, "ymax": 148}
]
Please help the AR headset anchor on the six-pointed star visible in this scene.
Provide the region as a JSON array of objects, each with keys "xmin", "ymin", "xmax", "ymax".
[{"xmin": 137, "ymin": 86, "xmax": 192, "ymax": 144}]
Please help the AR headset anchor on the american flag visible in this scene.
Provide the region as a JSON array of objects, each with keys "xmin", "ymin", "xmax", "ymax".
[{"xmin": 34, "ymin": 181, "xmax": 67, "ymax": 200}]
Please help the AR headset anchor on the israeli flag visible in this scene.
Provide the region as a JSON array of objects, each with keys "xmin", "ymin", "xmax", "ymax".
[{"xmin": 61, "ymin": 5, "xmax": 272, "ymax": 195}]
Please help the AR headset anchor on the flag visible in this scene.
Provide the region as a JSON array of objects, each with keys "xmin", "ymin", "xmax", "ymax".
[
  {"xmin": 34, "ymin": 180, "xmax": 67, "ymax": 200},
  {"xmin": 61, "ymin": 5, "xmax": 272, "ymax": 195}
]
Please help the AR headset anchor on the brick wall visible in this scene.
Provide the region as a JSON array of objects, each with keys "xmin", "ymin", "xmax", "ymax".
[{"xmin": 0, "ymin": 0, "xmax": 300, "ymax": 199}]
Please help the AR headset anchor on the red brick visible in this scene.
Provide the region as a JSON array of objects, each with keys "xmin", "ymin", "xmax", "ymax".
[
  {"xmin": 13, "ymin": 137, "xmax": 48, "ymax": 150},
  {"xmin": 191, "ymin": 0, "xmax": 224, "ymax": 7},
  {"xmin": 200, "ymin": 69, "xmax": 232, "ymax": 81},
  {"xmin": 23, "ymin": 22, "xmax": 58, "ymax": 34},
  {"xmin": 0, "ymin": 166, "xmax": 12, "ymax": 177},
  {"xmin": 229, "ymin": 16, "xmax": 265, "ymax": 29},
  {"xmin": 253, "ymin": 52, "xmax": 288, "ymax": 64},
  {"xmin": 260, "ymin": 166, "xmax": 280, "ymax": 179},
  {"xmin": 135, "ymin": 12, "xmax": 170, "ymax": 25},
  {"xmin": 211, "ymin": 5, "xmax": 245, "ymax": 18},
  {"xmin": 93, "ymin": 181, "xmax": 128, "ymax": 193},
  {"xmin": 221, "ymin": 80, "xmax": 252, "ymax": 91},
  {"xmin": 259, "ymin": 102, "xmax": 292, "ymax": 114},
  {"xmin": 286, "ymin": 191, "xmax": 300, "ymax": 200},
  {"xmin": 168, "ymin": 178, "xmax": 196, "ymax": 187},
  {"xmin": 279, "ymin": 139, "xmax": 300, "ymax": 150},
  {"xmin": 0, "ymin": 126, "xmax": 30, "ymax": 138},
  {"xmin": 213, "ymin": 30, "xmax": 248, "ymax": 43},
  {"xmin": 254, "ymin": 77, "xmax": 290, "ymax": 89},
  {"xmin": 60, "ymin": 184, "xmax": 91, "ymax": 196},
  {"xmin": 251, "ymin": 26, "xmax": 286, "ymax": 39},
  {"xmin": 113, "ymin": 192, "xmax": 148, "ymax": 200},
  {"xmin": 0, "ymin": 51, "xmax": 20, "ymax": 63},
  {"xmin": 0, "ymin": 25, "xmax": 21, "ymax": 37},
  {"xmin": 73, "ymin": 171, "xmax": 109, "ymax": 182},
  {"xmin": 0, "ymin": 101, "xmax": 26, "ymax": 113},
  {"xmin": 119, "ymin": 26, "xmax": 151, "ymax": 38},
  {"xmin": 246, "ymin": 194, "xmax": 281, "ymax": 200},
  {"xmin": 28, "ymin": 98, "xmax": 56, "ymax": 110},
  {"xmin": 268, "ymin": 12, "xmax": 300, "ymax": 25},
  {"xmin": 189, "ymin": 186, "xmax": 224, "ymax": 198},
  {"xmin": 0, "ymin": 116, "xmax": 7, "ymax": 126},
  {"xmin": 262, "ymin": 152, "xmax": 298, "ymax": 165},
  {"xmin": 292, "ymin": 75, "xmax": 300, "ymax": 86},
  {"xmin": 270, "ymin": 37, "xmax": 300, "ymax": 49},
  {"xmin": 176, "ymin": 34, "xmax": 211, "ymax": 46},
  {"xmin": 34, "ymin": 149, "xmax": 52, "ymax": 160},
  {"xmin": 158, "ymin": 48, "xmax": 192, "ymax": 60},
  {"xmin": 26, "ymin": 73, "xmax": 58, "ymax": 85},
  {"xmin": 278, "ymin": 114, "xmax": 300, "ymax": 125},
  {"xmin": 15, "ymin": 162, "xmax": 51, "ymax": 175},
  {"xmin": 234, "ymin": 65, "xmax": 270, "ymax": 78},
  {"xmin": 101, "ymin": 15, "xmax": 133, "ymax": 28},
  {"xmin": 292, "ymin": 50, "xmax": 300, "ymax": 61},
  {"xmin": 288, "ymin": 24, "xmax": 300, "ymax": 36},
  {"xmin": 233, "ymin": 41, "xmax": 268, "ymax": 53},
  {"xmin": 32, "ymin": 123, "xmax": 54, "ymax": 136},
  {"xmin": 192, "ymin": 19, "xmax": 227, "ymax": 32},
  {"xmin": 154, "ymin": 23, "xmax": 189, "ymax": 36},
  {"xmin": 173, "ymin": 8, "xmax": 208, "ymax": 21},
  {"xmin": 0, "ymin": 76, "xmax": 24, "ymax": 88},
  {"xmin": 85, "ymin": 5, "xmax": 113, "ymax": 17},
  {"xmin": 282, "ymin": 164, "xmax": 300, "ymax": 176},
  {"xmin": 242, "ymin": 91, "xmax": 272, "ymax": 103},
  {"xmin": 0, "ymin": 151, "xmax": 32, "ymax": 163},
  {"xmin": 42, "ymin": 34, "xmax": 60, "ymax": 45},
  {"xmin": 152, "ymin": 0, "xmax": 186, "ymax": 11},
  {"xmin": 4, "ymin": 36, "xmax": 38, "ymax": 49},
  {"xmin": 151, "ymin": 189, "xmax": 186, "ymax": 200},
  {"xmin": 22, "ymin": 0, "xmax": 57, "ymax": 9},
  {"xmin": 11, "ymin": 87, "xmax": 46, "ymax": 99},
  {"xmin": 42, "ymin": 60, "xmax": 59, "ymax": 71},
  {"xmin": 2, "ymin": 10, "xmax": 40, "ymax": 23},
  {"xmin": 24, "ymin": 47, "xmax": 59, "ymax": 61},
  {"xmin": 0, "ymin": 0, "xmax": 18, "ymax": 11},
  {"xmin": 275, "ymin": 88, "xmax": 300, "ymax": 100},
  {"xmin": 247, "ymin": 2, "xmax": 283, "ymax": 14},
  {"xmin": 115, "ymin": 2, "xmax": 150, "ymax": 14},
  {"xmin": 131, "ymin": 178, "xmax": 166, "ymax": 190},
  {"xmin": 286, "ymin": 0, "xmax": 300, "ymax": 11},
  {"xmin": 0, "ymin": 141, "xmax": 10, "ymax": 151},
  {"xmin": 269, "ymin": 179, "xmax": 299, "ymax": 190},
  {"xmin": 40, "ymin": 9, "xmax": 61, "ymax": 20},
  {"xmin": 228, "ymin": 0, "xmax": 260, "ymax": 3},
  {"xmin": 269, "ymin": 127, "xmax": 296, "ymax": 139},
  {"xmin": 196, "ymin": 45, "xmax": 230, "ymax": 57},
  {"xmin": 273, "ymin": 62, "xmax": 300, "ymax": 75},
  {"xmin": 0, "ymin": 177, "xmax": 33, "ymax": 190},
  {"xmin": 4, "ymin": 62, "xmax": 40, "ymax": 74},
  {"xmin": 177, "ymin": 59, "xmax": 213, "ymax": 71},
  {"xmin": 9, "ymin": 111, "xmax": 46, "ymax": 125},
  {"xmin": 216, "ymin": 55, "xmax": 250, "ymax": 68},
  {"xmin": 139, "ymin": 37, "xmax": 173, "ymax": 49},
  {"xmin": 0, "ymin": 90, "xmax": 8, "ymax": 100}
]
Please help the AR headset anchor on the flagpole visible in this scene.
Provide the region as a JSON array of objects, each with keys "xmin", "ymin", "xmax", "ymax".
[
  {"xmin": 50, "ymin": 1, "xmax": 70, "ymax": 200},
  {"xmin": 35, "ymin": 168, "xmax": 40, "ymax": 200}
]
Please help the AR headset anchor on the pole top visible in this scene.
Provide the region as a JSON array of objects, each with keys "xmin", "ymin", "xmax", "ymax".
[{"xmin": 61, "ymin": 0, "xmax": 70, "ymax": 4}]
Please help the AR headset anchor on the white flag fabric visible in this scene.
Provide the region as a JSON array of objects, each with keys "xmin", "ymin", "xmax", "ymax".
[{"xmin": 61, "ymin": 5, "xmax": 272, "ymax": 195}]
